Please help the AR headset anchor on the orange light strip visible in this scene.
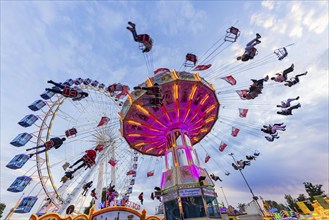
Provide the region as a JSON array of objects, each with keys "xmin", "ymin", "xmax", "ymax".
[
  {"xmin": 205, "ymin": 104, "xmax": 216, "ymax": 114},
  {"xmin": 135, "ymin": 104, "xmax": 167, "ymax": 128},
  {"xmin": 189, "ymin": 85, "xmax": 197, "ymax": 100},
  {"xmin": 146, "ymin": 147, "xmax": 154, "ymax": 153},
  {"xmin": 147, "ymin": 77, "xmax": 153, "ymax": 86},
  {"xmin": 158, "ymin": 149, "xmax": 165, "ymax": 155},
  {"xmin": 174, "ymin": 83, "xmax": 179, "ymax": 119},
  {"xmin": 127, "ymin": 120, "xmax": 163, "ymax": 132},
  {"xmin": 127, "ymin": 134, "xmax": 142, "ymax": 137},
  {"xmin": 205, "ymin": 117, "xmax": 216, "ymax": 124},
  {"xmin": 191, "ymin": 124, "xmax": 203, "ymax": 131},
  {"xmin": 172, "ymin": 69, "xmax": 179, "ymax": 79},
  {"xmin": 194, "ymin": 73, "xmax": 201, "ymax": 81},
  {"xmin": 174, "ymin": 84, "xmax": 179, "ymax": 100},
  {"xmin": 183, "ymin": 85, "xmax": 198, "ymax": 122},
  {"xmin": 209, "ymin": 83, "xmax": 215, "ymax": 90},
  {"xmin": 127, "ymin": 120, "xmax": 142, "ymax": 125},
  {"xmin": 200, "ymin": 94, "xmax": 210, "ymax": 105},
  {"xmin": 127, "ymin": 94, "xmax": 133, "ymax": 104},
  {"xmin": 135, "ymin": 143, "xmax": 144, "ymax": 147},
  {"xmin": 193, "ymin": 117, "xmax": 204, "ymax": 125},
  {"xmin": 183, "ymin": 108, "xmax": 191, "ymax": 123},
  {"xmin": 136, "ymin": 104, "xmax": 150, "ymax": 115}
]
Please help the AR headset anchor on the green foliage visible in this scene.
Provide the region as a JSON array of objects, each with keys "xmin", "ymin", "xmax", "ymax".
[
  {"xmin": 83, "ymin": 201, "xmax": 93, "ymax": 215},
  {"xmin": 0, "ymin": 203, "xmax": 6, "ymax": 218},
  {"xmin": 296, "ymin": 194, "xmax": 307, "ymax": 202},
  {"xmin": 265, "ymin": 200, "xmax": 288, "ymax": 212},
  {"xmin": 303, "ymin": 182, "xmax": 325, "ymax": 202},
  {"xmin": 284, "ymin": 194, "xmax": 300, "ymax": 212}
]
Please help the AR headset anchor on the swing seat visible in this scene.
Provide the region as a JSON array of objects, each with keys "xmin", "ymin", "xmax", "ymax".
[
  {"xmin": 65, "ymin": 128, "xmax": 78, "ymax": 137},
  {"xmin": 225, "ymin": 26, "xmax": 240, "ymax": 42},
  {"xmin": 184, "ymin": 53, "xmax": 197, "ymax": 67},
  {"xmin": 274, "ymin": 47, "xmax": 288, "ymax": 60},
  {"xmin": 138, "ymin": 34, "xmax": 153, "ymax": 52},
  {"xmin": 83, "ymin": 155, "xmax": 95, "ymax": 168}
]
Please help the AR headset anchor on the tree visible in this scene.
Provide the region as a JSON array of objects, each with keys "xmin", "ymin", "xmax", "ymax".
[
  {"xmin": 303, "ymin": 182, "xmax": 325, "ymax": 202},
  {"xmin": 0, "ymin": 203, "xmax": 6, "ymax": 218},
  {"xmin": 296, "ymin": 194, "xmax": 307, "ymax": 201},
  {"xmin": 265, "ymin": 200, "xmax": 288, "ymax": 212},
  {"xmin": 284, "ymin": 194, "xmax": 301, "ymax": 212}
]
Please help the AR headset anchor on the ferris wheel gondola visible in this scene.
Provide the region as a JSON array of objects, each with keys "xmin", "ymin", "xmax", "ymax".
[{"xmin": 6, "ymin": 78, "xmax": 138, "ymax": 216}]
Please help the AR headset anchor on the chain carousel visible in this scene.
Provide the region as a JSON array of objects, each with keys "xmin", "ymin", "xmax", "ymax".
[{"xmin": 119, "ymin": 69, "xmax": 221, "ymax": 219}]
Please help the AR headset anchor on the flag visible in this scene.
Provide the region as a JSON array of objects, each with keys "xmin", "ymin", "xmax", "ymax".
[
  {"xmin": 126, "ymin": 170, "xmax": 136, "ymax": 175},
  {"xmin": 97, "ymin": 116, "xmax": 110, "ymax": 127},
  {"xmin": 154, "ymin": 68, "xmax": 170, "ymax": 75},
  {"xmin": 221, "ymin": 75, "xmax": 237, "ymax": 85},
  {"xmin": 231, "ymin": 127, "xmax": 240, "ymax": 137},
  {"xmin": 205, "ymin": 155, "xmax": 211, "ymax": 163},
  {"xmin": 219, "ymin": 142, "xmax": 227, "ymax": 152},
  {"xmin": 236, "ymin": 90, "xmax": 248, "ymax": 100},
  {"xmin": 192, "ymin": 64, "xmax": 212, "ymax": 71},
  {"xmin": 108, "ymin": 158, "xmax": 117, "ymax": 167},
  {"xmin": 147, "ymin": 170, "xmax": 154, "ymax": 177},
  {"xmin": 96, "ymin": 144, "xmax": 104, "ymax": 152},
  {"xmin": 239, "ymin": 108, "xmax": 248, "ymax": 117}
]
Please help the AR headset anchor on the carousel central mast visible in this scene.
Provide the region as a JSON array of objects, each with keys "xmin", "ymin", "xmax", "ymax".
[{"xmin": 120, "ymin": 70, "xmax": 221, "ymax": 219}]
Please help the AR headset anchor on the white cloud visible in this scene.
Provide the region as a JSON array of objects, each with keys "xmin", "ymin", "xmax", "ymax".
[
  {"xmin": 154, "ymin": 1, "xmax": 206, "ymax": 36},
  {"xmin": 289, "ymin": 25, "xmax": 303, "ymax": 38},
  {"xmin": 261, "ymin": 0, "xmax": 274, "ymax": 10}
]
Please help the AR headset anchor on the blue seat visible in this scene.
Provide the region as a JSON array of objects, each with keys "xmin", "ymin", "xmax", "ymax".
[
  {"xmin": 98, "ymin": 83, "xmax": 105, "ymax": 89},
  {"xmin": 83, "ymin": 78, "xmax": 91, "ymax": 85},
  {"xmin": 10, "ymin": 133, "xmax": 32, "ymax": 147},
  {"xmin": 14, "ymin": 196, "xmax": 38, "ymax": 213},
  {"xmin": 6, "ymin": 154, "xmax": 29, "ymax": 169},
  {"xmin": 40, "ymin": 89, "xmax": 55, "ymax": 100},
  {"xmin": 91, "ymin": 80, "xmax": 99, "ymax": 87},
  {"xmin": 7, "ymin": 176, "xmax": 32, "ymax": 192},
  {"xmin": 18, "ymin": 114, "xmax": 38, "ymax": 127},
  {"xmin": 63, "ymin": 79, "xmax": 74, "ymax": 86},
  {"xmin": 74, "ymin": 77, "xmax": 83, "ymax": 85},
  {"xmin": 28, "ymin": 100, "xmax": 46, "ymax": 111}
]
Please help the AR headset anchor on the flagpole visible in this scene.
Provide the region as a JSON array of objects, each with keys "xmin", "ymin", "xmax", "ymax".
[{"xmin": 229, "ymin": 153, "xmax": 265, "ymax": 217}]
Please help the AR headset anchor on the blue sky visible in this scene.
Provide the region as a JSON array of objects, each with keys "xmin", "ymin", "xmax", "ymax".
[{"xmin": 1, "ymin": 1, "xmax": 328, "ymax": 218}]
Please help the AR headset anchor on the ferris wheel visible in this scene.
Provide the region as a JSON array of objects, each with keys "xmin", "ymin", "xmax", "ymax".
[{"xmin": 6, "ymin": 78, "xmax": 137, "ymax": 216}]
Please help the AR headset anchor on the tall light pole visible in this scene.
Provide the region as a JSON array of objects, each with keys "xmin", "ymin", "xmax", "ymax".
[
  {"xmin": 229, "ymin": 153, "xmax": 265, "ymax": 217},
  {"xmin": 220, "ymin": 186, "xmax": 229, "ymax": 208}
]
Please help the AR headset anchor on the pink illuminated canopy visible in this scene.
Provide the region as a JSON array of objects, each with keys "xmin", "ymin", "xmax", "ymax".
[{"xmin": 120, "ymin": 71, "xmax": 220, "ymax": 156}]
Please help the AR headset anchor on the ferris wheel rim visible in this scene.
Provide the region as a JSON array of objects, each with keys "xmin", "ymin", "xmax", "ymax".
[{"xmin": 33, "ymin": 79, "xmax": 130, "ymax": 209}]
